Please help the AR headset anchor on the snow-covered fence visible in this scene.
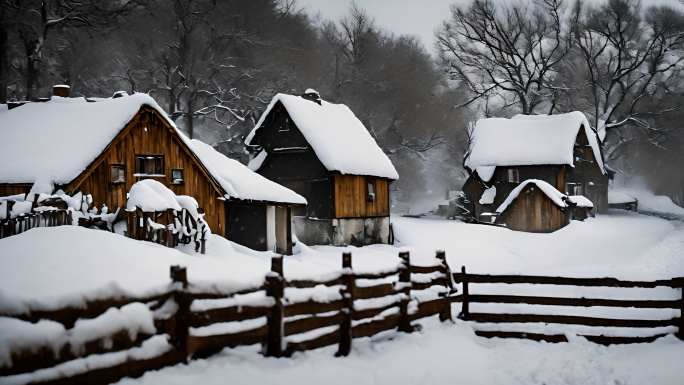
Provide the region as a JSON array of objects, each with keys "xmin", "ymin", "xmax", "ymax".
[
  {"xmin": 0, "ymin": 208, "xmax": 71, "ymax": 239},
  {"xmin": 126, "ymin": 207, "xmax": 207, "ymax": 254},
  {"xmin": 453, "ymin": 268, "xmax": 684, "ymax": 344}
]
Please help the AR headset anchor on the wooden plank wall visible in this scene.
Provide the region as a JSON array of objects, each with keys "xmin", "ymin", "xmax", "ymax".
[
  {"xmin": 67, "ymin": 107, "xmax": 225, "ymax": 235},
  {"xmin": 499, "ymin": 185, "xmax": 569, "ymax": 233},
  {"xmin": 334, "ymin": 174, "xmax": 389, "ymax": 218},
  {"xmin": 0, "ymin": 184, "xmax": 32, "ymax": 197}
]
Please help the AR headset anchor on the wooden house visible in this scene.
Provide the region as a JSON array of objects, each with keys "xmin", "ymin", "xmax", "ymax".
[
  {"xmin": 0, "ymin": 87, "xmax": 306, "ymax": 254},
  {"xmin": 245, "ymin": 89, "xmax": 399, "ymax": 246},
  {"xmin": 462, "ymin": 112, "xmax": 610, "ymax": 232}
]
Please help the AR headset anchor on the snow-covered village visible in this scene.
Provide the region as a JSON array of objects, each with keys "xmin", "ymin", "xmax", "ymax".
[{"xmin": 1, "ymin": 0, "xmax": 684, "ymax": 384}]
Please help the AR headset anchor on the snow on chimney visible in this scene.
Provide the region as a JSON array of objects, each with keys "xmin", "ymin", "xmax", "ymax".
[
  {"xmin": 53, "ymin": 85, "xmax": 70, "ymax": 98},
  {"xmin": 300, "ymin": 88, "xmax": 321, "ymax": 105}
]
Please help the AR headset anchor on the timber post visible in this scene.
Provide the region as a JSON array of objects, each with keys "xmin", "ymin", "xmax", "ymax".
[
  {"xmin": 397, "ymin": 251, "xmax": 413, "ymax": 333},
  {"xmin": 337, "ymin": 252, "xmax": 354, "ymax": 357},
  {"xmin": 436, "ymin": 250, "xmax": 453, "ymax": 322},
  {"xmin": 678, "ymin": 278, "xmax": 684, "ymax": 340},
  {"xmin": 459, "ymin": 266, "xmax": 469, "ymax": 319},
  {"xmin": 170, "ymin": 265, "xmax": 189, "ymax": 363},
  {"xmin": 265, "ymin": 255, "xmax": 284, "ymax": 357}
]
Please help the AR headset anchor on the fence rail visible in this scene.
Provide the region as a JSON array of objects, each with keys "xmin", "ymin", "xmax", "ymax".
[
  {"xmin": 454, "ymin": 266, "xmax": 684, "ymax": 344},
  {"xmin": 0, "ymin": 251, "xmax": 456, "ymax": 384}
]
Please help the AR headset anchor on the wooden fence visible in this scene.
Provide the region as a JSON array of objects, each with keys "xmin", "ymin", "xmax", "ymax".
[
  {"xmin": 0, "ymin": 251, "xmax": 458, "ymax": 384},
  {"xmin": 454, "ymin": 267, "xmax": 684, "ymax": 345},
  {"xmin": 0, "ymin": 209, "xmax": 71, "ymax": 239}
]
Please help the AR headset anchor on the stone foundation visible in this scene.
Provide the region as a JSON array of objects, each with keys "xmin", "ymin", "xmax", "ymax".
[{"xmin": 294, "ymin": 216, "xmax": 390, "ymax": 246}]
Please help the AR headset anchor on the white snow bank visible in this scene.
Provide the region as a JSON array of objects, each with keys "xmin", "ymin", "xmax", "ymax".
[
  {"xmin": 0, "ymin": 94, "xmax": 171, "ymax": 184},
  {"xmin": 190, "ymin": 317, "xmax": 267, "ymax": 337},
  {"xmin": 466, "ymin": 111, "xmax": 604, "ymax": 174},
  {"xmin": 476, "ymin": 166, "xmax": 496, "ymax": 182},
  {"xmin": 496, "ymin": 179, "xmax": 568, "ymax": 213},
  {"xmin": 189, "ymin": 139, "xmax": 306, "ymax": 204},
  {"xmin": 0, "ymin": 303, "xmax": 155, "ymax": 368},
  {"xmin": 0, "ymin": 226, "xmax": 270, "ymax": 315},
  {"xmin": 246, "ymin": 93, "xmax": 398, "ymax": 179},
  {"xmin": 609, "ymin": 191, "xmax": 638, "ymax": 205},
  {"xmin": 127, "ymin": 179, "xmax": 182, "ymax": 212}
]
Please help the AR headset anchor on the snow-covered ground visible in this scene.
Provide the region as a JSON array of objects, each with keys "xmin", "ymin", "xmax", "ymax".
[
  {"xmin": 2, "ymin": 190, "xmax": 684, "ymax": 384},
  {"xmin": 115, "ymin": 317, "xmax": 684, "ymax": 385}
]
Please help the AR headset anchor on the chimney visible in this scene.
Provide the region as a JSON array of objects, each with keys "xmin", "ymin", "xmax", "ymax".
[
  {"xmin": 53, "ymin": 85, "xmax": 70, "ymax": 98},
  {"xmin": 300, "ymin": 88, "xmax": 322, "ymax": 105}
]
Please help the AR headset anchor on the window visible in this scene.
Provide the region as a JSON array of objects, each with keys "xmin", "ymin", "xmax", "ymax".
[
  {"xmin": 111, "ymin": 164, "xmax": 125, "ymax": 184},
  {"xmin": 566, "ymin": 183, "xmax": 582, "ymax": 196},
  {"xmin": 171, "ymin": 168, "xmax": 184, "ymax": 184},
  {"xmin": 135, "ymin": 154, "xmax": 164, "ymax": 176},
  {"xmin": 507, "ymin": 169, "xmax": 519, "ymax": 183},
  {"xmin": 366, "ymin": 179, "xmax": 376, "ymax": 202}
]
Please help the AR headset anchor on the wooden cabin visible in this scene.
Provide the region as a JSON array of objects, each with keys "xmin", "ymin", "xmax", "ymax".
[
  {"xmin": 462, "ymin": 112, "xmax": 609, "ymax": 232},
  {"xmin": 0, "ymin": 87, "xmax": 305, "ymax": 254},
  {"xmin": 245, "ymin": 89, "xmax": 399, "ymax": 246}
]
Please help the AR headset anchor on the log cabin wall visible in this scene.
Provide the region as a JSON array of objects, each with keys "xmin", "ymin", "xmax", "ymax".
[
  {"xmin": 498, "ymin": 185, "xmax": 569, "ymax": 233},
  {"xmin": 0, "ymin": 184, "xmax": 33, "ymax": 197},
  {"xmin": 334, "ymin": 174, "xmax": 389, "ymax": 219},
  {"xmin": 492, "ymin": 165, "xmax": 563, "ymax": 209},
  {"xmin": 65, "ymin": 107, "xmax": 225, "ymax": 235}
]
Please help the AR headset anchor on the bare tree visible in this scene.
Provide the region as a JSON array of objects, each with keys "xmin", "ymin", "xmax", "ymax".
[
  {"xmin": 435, "ymin": 0, "xmax": 573, "ymax": 115},
  {"xmin": 570, "ymin": 0, "xmax": 684, "ymax": 158}
]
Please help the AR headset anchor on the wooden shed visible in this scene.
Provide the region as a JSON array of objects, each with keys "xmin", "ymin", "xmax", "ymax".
[
  {"xmin": 245, "ymin": 89, "xmax": 399, "ymax": 246},
  {"xmin": 0, "ymin": 87, "xmax": 305, "ymax": 254}
]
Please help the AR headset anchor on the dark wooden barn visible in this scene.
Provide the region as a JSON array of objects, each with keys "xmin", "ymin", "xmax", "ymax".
[
  {"xmin": 0, "ymin": 87, "xmax": 305, "ymax": 254},
  {"xmin": 462, "ymin": 112, "xmax": 609, "ymax": 232},
  {"xmin": 245, "ymin": 89, "xmax": 399, "ymax": 246}
]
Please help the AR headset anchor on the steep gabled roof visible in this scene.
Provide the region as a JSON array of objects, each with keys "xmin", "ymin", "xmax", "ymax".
[
  {"xmin": 465, "ymin": 111, "xmax": 605, "ymax": 176},
  {"xmin": 245, "ymin": 93, "xmax": 399, "ymax": 180},
  {"xmin": 189, "ymin": 140, "xmax": 306, "ymax": 205},
  {"xmin": 0, "ymin": 93, "xmax": 304, "ymax": 204},
  {"xmin": 0, "ymin": 94, "xmax": 165, "ymax": 185}
]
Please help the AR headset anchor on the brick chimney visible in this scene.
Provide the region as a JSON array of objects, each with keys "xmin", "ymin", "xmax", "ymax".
[{"xmin": 53, "ymin": 85, "xmax": 70, "ymax": 98}]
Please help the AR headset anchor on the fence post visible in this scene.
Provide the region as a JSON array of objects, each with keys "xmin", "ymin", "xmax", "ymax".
[
  {"xmin": 678, "ymin": 279, "xmax": 684, "ymax": 340},
  {"xmin": 265, "ymin": 256, "xmax": 284, "ymax": 357},
  {"xmin": 337, "ymin": 252, "xmax": 354, "ymax": 357},
  {"xmin": 436, "ymin": 251, "xmax": 453, "ymax": 322},
  {"xmin": 170, "ymin": 265, "xmax": 189, "ymax": 363},
  {"xmin": 397, "ymin": 251, "xmax": 414, "ymax": 333},
  {"xmin": 459, "ymin": 266, "xmax": 469, "ymax": 319}
]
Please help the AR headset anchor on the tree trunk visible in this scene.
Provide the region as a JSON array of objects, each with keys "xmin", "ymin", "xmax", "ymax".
[{"xmin": 0, "ymin": 6, "xmax": 8, "ymax": 103}]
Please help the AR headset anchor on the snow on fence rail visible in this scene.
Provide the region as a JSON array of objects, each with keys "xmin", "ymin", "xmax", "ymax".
[
  {"xmin": 0, "ymin": 251, "xmax": 457, "ymax": 384},
  {"xmin": 0, "ymin": 209, "xmax": 71, "ymax": 239},
  {"xmin": 453, "ymin": 267, "xmax": 684, "ymax": 345}
]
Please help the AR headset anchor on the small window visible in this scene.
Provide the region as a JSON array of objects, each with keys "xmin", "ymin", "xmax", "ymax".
[
  {"xmin": 366, "ymin": 179, "xmax": 376, "ymax": 202},
  {"xmin": 565, "ymin": 183, "xmax": 582, "ymax": 196},
  {"xmin": 507, "ymin": 169, "xmax": 519, "ymax": 183},
  {"xmin": 171, "ymin": 168, "xmax": 184, "ymax": 184},
  {"xmin": 111, "ymin": 164, "xmax": 125, "ymax": 184},
  {"xmin": 135, "ymin": 154, "xmax": 164, "ymax": 176}
]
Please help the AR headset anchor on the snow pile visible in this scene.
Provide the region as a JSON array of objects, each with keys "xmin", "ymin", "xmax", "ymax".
[
  {"xmin": 127, "ymin": 180, "xmax": 182, "ymax": 212},
  {"xmin": 568, "ymin": 195, "xmax": 593, "ymax": 208},
  {"xmin": 0, "ymin": 303, "xmax": 155, "ymax": 368},
  {"xmin": 0, "ymin": 94, "xmax": 171, "ymax": 184},
  {"xmin": 466, "ymin": 111, "xmax": 604, "ymax": 174},
  {"xmin": 246, "ymin": 93, "xmax": 399, "ymax": 180},
  {"xmin": 496, "ymin": 179, "xmax": 570, "ymax": 213},
  {"xmin": 189, "ymin": 139, "xmax": 306, "ymax": 204},
  {"xmin": 479, "ymin": 186, "xmax": 496, "ymax": 205},
  {"xmin": 609, "ymin": 191, "xmax": 638, "ymax": 205}
]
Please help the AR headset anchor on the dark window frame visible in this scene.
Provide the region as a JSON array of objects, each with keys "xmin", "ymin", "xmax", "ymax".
[
  {"xmin": 170, "ymin": 168, "xmax": 185, "ymax": 185},
  {"xmin": 110, "ymin": 164, "xmax": 125, "ymax": 184},
  {"xmin": 507, "ymin": 169, "xmax": 519, "ymax": 183},
  {"xmin": 135, "ymin": 154, "xmax": 165, "ymax": 177},
  {"xmin": 366, "ymin": 178, "xmax": 376, "ymax": 202}
]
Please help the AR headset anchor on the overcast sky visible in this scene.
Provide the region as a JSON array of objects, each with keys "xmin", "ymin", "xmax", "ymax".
[{"xmin": 297, "ymin": 0, "xmax": 683, "ymax": 52}]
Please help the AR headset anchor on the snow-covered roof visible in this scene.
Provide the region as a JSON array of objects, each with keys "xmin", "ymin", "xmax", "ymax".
[
  {"xmin": 496, "ymin": 179, "xmax": 572, "ymax": 213},
  {"xmin": 608, "ymin": 191, "xmax": 638, "ymax": 205},
  {"xmin": 189, "ymin": 140, "xmax": 306, "ymax": 205},
  {"xmin": 466, "ymin": 112, "xmax": 605, "ymax": 175},
  {"xmin": 245, "ymin": 93, "xmax": 399, "ymax": 180},
  {"xmin": 568, "ymin": 195, "xmax": 593, "ymax": 208},
  {"xmin": 0, "ymin": 94, "xmax": 171, "ymax": 185}
]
